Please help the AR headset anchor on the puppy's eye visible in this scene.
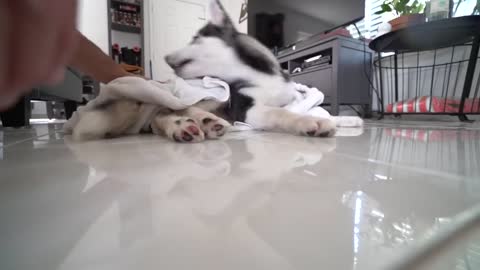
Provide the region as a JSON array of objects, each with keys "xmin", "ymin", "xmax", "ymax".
[{"xmin": 191, "ymin": 35, "xmax": 200, "ymax": 44}]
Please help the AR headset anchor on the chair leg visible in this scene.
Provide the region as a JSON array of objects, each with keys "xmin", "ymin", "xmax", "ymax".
[
  {"xmin": 0, "ymin": 97, "xmax": 31, "ymax": 128},
  {"xmin": 64, "ymin": 101, "xmax": 78, "ymax": 120}
]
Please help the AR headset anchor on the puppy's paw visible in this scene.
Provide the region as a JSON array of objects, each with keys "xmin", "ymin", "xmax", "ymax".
[
  {"xmin": 199, "ymin": 116, "xmax": 231, "ymax": 139},
  {"xmin": 165, "ymin": 117, "xmax": 205, "ymax": 143},
  {"xmin": 295, "ymin": 116, "xmax": 336, "ymax": 137},
  {"xmin": 188, "ymin": 111, "xmax": 231, "ymax": 139}
]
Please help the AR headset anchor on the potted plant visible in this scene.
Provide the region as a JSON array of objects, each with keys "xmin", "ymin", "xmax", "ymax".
[{"xmin": 376, "ymin": 0, "xmax": 426, "ymax": 31}]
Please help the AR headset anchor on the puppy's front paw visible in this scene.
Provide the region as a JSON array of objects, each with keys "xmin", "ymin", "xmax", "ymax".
[
  {"xmin": 186, "ymin": 110, "xmax": 231, "ymax": 139},
  {"xmin": 295, "ymin": 116, "xmax": 336, "ymax": 137},
  {"xmin": 199, "ymin": 116, "xmax": 231, "ymax": 139},
  {"xmin": 165, "ymin": 117, "xmax": 205, "ymax": 143}
]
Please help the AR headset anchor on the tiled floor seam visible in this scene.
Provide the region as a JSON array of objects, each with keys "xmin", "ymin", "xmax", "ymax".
[{"xmin": 2, "ymin": 132, "xmax": 58, "ymax": 148}]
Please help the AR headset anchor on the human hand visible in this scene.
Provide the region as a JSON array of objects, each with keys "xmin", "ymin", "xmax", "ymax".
[{"xmin": 0, "ymin": 0, "xmax": 78, "ymax": 110}]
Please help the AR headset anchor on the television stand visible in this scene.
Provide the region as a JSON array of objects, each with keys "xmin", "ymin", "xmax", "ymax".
[{"xmin": 278, "ymin": 35, "xmax": 373, "ymax": 116}]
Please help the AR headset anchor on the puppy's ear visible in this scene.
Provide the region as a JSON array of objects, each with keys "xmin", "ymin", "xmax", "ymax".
[{"xmin": 209, "ymin": 0, "xmax": 235, "ymax": 30}]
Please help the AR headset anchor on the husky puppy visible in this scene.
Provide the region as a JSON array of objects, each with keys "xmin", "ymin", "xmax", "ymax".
[{"xmin": 73, "ymin": 0, "xmax": 362, "ymax": 142}]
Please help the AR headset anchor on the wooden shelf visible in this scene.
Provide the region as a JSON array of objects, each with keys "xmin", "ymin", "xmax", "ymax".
[{"xmin": 111, "ymin": 23, "xmax": 141, "ymax": 34}]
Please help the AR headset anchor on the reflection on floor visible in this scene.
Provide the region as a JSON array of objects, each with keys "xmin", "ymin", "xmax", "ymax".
[{"xmin": 0, "ymin": 121, "xmax": 479, "ymax": 270}]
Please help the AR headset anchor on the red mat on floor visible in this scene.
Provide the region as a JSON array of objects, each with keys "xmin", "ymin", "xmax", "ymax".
[{"xmin": 386, "ymin": 96, "xmax": 480, "ymax": 113}]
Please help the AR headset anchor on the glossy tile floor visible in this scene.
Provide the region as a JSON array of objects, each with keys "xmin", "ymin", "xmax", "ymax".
[{"xmin": 1, "ymin": 120, "xmax": 480, "ymax": 270}]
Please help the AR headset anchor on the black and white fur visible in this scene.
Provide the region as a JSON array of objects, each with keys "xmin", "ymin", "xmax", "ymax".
[
  {"xmin": 165, "ymin": 0, "xmax": 361, "ymax": 138},
  {"xmin": 72, "ymin": 0, "xmax": 361, "ymax": 142}
]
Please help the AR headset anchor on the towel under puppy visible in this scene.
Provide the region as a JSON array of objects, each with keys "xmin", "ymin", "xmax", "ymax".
[{"xmin": 64, "ymin": 76, "xmax": 361, "ymax": 138}]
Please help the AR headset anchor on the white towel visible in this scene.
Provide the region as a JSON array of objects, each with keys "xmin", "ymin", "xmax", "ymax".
[
  {"xmin": 89, "ymin": 76, "xmax": 230, "ymax": 109},
  {"xmin": 64, "ymin": 76, "xmax": 231, "ymax": 134},
  {"xmin": 230, "ymin": 83, "xmax": 332, "ymax": 131}
]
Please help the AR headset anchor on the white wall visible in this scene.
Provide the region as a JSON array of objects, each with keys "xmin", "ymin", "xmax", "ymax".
[
  {"xmin": 144, "ymin": 0, "xmax": 248, "ymax": 79},
  {"xmin": 249, "ymin": 0, "xmax": 333, "ymax": 45},
  {"xmin": 111, "ymin": 30, "xmax": 142, "ymax": 49},
  {"xmin": 220, "ymin": 0, "xmax": 249, "ymax": 33},
  {"xmin": 77, "ymin": 0, "xmax": 109, "ymax": 53}
]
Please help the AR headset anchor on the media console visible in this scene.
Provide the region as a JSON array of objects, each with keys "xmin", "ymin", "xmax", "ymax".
[{"xmin": 278, "ymin": 35, "xmax": 373, "ymax": 116}]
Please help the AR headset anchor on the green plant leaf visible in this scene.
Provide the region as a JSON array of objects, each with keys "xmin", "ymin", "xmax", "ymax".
[
  {"xmin": 407, "ymin": 0, "xmax": 417, "ymax": 14},
  {"xmin": 398, "ymin": 0, "xmax": 409, "ymax": 12},
  {"xmin": 382, "ymin": 3, "xmax": 393, "ymax": 12},
  {"xmin": 412, "ymin": 3, "xmax": 425, "ymax": 14},
  {"xmin": 394, "ymin": 1, "xmax": 406, "ymax": 14},
  {"xmin": 375, "ymin": 2, "xmax": 392, "ymax": 14},
  {"xmin": 382, "ymin": 0, "xmax": 426, "ymax": 15}
]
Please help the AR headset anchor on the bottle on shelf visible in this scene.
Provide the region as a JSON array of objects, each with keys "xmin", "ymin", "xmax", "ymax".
[
  {"xmin": 112, "ymin": 44, "xmax": 121, "ymax": 63},
  {"xmin": 132, "ymin": 47, "xmax": 142, "ymax": 67}
]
